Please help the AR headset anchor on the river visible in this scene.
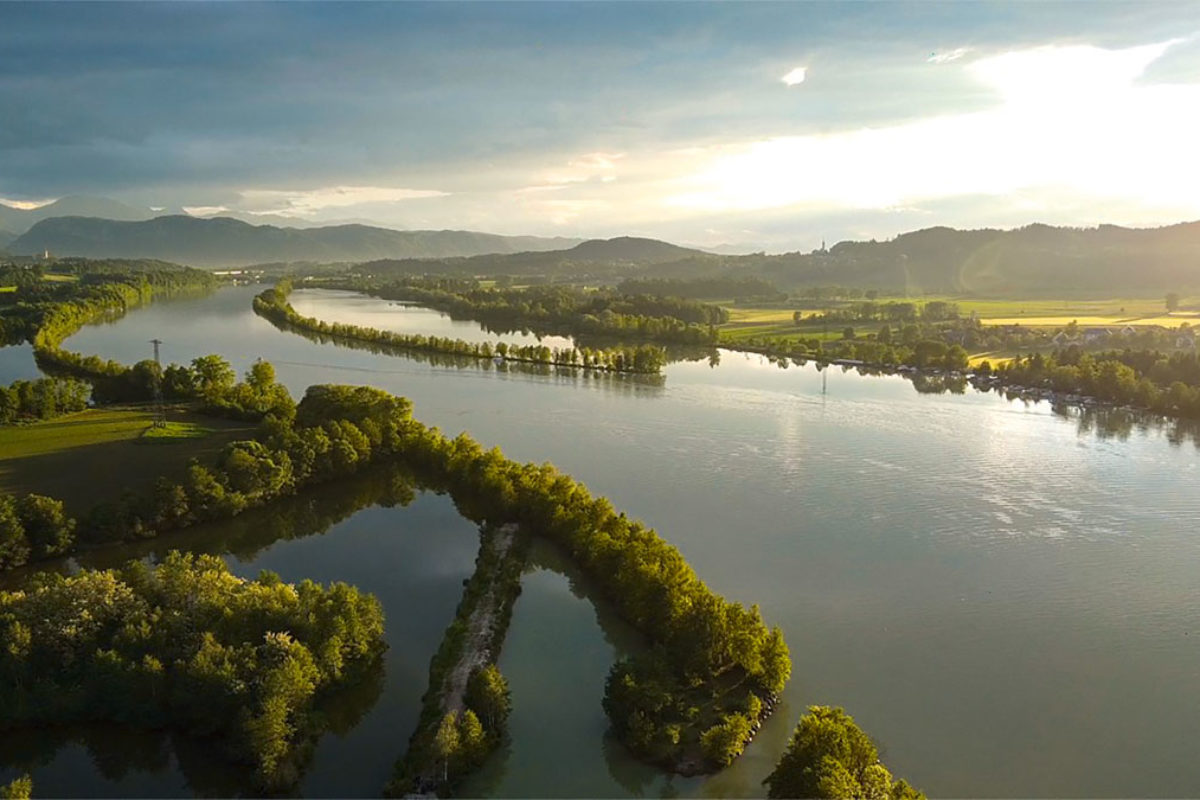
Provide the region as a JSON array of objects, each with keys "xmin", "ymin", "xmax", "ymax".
[{"xmin": 2, "ymin": 284, "xmax": 1198, "ymax": 797}]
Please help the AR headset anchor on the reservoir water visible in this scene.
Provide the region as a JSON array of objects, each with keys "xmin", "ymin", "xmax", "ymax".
[{"xmin": 3, "ymin": 284, "xmax": 1199, "ymax": 797}]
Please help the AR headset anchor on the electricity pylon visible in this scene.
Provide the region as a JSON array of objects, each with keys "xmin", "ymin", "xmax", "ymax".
[{"xmin": 150, "ymin": 338, "xmax": 166, "ymax": 428}]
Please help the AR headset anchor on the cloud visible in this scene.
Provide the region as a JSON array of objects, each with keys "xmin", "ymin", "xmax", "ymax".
[
  {"xmin": 927, "ymin": 48, "xmax": 970, "ymax": 64},
  {"xmin": 569, "ymin": 152, "xmax": 624, "ymax": 172},
  {"xmin": 537, "ymin": 152, "xmax": 626, "ymax": 188},
  {"xmin": 238, "ymin": 185, "xmax": 448, "ymax": 217},
  {"xmin": 182, "ymin": 205, "xmax": 229, "ymax": 217},
  {"xmin": 781, "ymin": 66, "xmax": 807, "ymax": 86},
  {"xmin": 666, "ymin": 39, "xmax": 1200, "ymax": 217},
  {"xmin": 0, "ymin": 197, "xmax": 56, "ymax": 210}
]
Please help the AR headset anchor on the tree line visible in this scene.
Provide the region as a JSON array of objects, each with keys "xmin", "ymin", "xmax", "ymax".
[
  {"xmin": 998, "ymin": 346, "xmax": 1200, "ymax": 418},
  {"xmin": 813, "ymin": 300, "xmax": 960, "ymax": 323},
  {"xmin": 0, "ymin": 377, "xmax": 90, "ymax": 425},
  {"xmin": 0, "ymin": 551, "xmax": 384, "ymax": 788},
  {"xmin": 20, "ymin": 266, "xmax": 217, "ymax": 402},
  {"xmin": 355, "ymin": 278, "xmax": 724, "ymax": 344},
  {"xmin": 617, "ymin": 276, "xmax": 786, "ymax": 302},
  {"xmin": 734, "ymin": 328, "xmax": 971, "ymax": 372},
  {"xmin": 391, "ymin": 404, "xmax": 791, "ymax": 773},
  {"xmin": 255, "ymin": 281, "xmax": 668, "ymax": 374}
]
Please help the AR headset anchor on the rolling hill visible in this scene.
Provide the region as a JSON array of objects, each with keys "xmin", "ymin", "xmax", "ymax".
[
  {"xmin": 357, "ymin": 236, "xmax": 709, "ymax": 279},
  {"xmin": 635, "ymin": 222, "xmax": 1200, "ymax": 296},
  {"xmin": 10, "ymin": 215, "xmax": 581, "ymax": 267}
]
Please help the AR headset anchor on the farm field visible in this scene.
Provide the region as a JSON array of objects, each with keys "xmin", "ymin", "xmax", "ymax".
[{"xmin": 0, "ymin": 405, "xmax": 253, "ymax": 513}]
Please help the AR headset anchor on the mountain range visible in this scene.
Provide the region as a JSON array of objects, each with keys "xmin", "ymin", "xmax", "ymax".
[
  {"xmin": 9, "ymin": 215, "xmax": 581, "ymax": 266},
  {"xmin": 355, "ymin": 222, "xmax": 1200, "ymax": 296},
  {"xmin": 356, "ymin": 236, "xmax": 708, "ymax": 280},
  {"xmin": 0, "ymin": 196, "xmax": 155, "ymax": 236},
  {"xmin": 6, "ymin": 197, "xmax": 1200, "ymax": 296},
  {"xmin": 705, "ymin": 222, "xmax": 1200, "ymax": 295}
]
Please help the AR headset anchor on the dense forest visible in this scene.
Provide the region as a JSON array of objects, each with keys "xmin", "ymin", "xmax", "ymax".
[
  {"xmin": 255, "ymin": 281, "xmax": 668, "ymax": 373},
  {"xmin": 0, "ymin": 552, "xmax": 384, "ymax": 788}
]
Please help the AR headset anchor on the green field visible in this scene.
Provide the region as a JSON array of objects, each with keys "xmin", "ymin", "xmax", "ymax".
[
  {"xmin": 139, "ymin": 421, "xmax": 216, "ymax": 442},
  {"xmin": 0, "ymin": 406, "xmax": 254, "ymax": 514}
]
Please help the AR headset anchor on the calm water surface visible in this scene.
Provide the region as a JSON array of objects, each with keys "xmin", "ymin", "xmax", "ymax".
[
  {"xmin": 0, "ymin": 343, "xmax": 39, "ymax": 383},
  {"xmin": 289, "ymin": 288, "xmax": 577, "ymax": 350},
  {"xmin": 3, "ymin": 284, "xmax": 1198, "ymax": 797}
]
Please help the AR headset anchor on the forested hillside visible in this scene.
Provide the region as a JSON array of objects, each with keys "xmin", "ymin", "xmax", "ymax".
[
  {"xmin": 638, "ymin": 223, "xmax": 1200, "ymax": 296},
  {"xmin": 10, "ymin": 216, "xmax": 579, "ymax": 267}
]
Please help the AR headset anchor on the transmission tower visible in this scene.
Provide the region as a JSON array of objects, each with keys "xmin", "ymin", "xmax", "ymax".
[{"xmin": 150, "ymin": 338, "xmax": 166, "ymax": 428}]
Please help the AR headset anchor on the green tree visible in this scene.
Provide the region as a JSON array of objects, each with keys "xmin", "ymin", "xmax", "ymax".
[
  {"xmin": 433, "ymin": 711, "xmax": 460, "ymax": 783},
  {"xmin": 700, "ymin": 713, "xmax": 753, "ymax": 767},
  {"xmin": 0, "ymin": 496, "xmax": 31, "ymax": 569},
  {"xmin": 764, "ymin": 706, "xmax": 925, "ymax": 800},
  {"xmin": 0, "ymin": 775, "xmax": 31, "ymax": 800},
  {"xmin": 15, "ymin": 494, "xmax": 74, "ymax": 558},
  {"xmin": 456, "ymin": 709, "xmax": 487, "ymax": 768},
  {"xmin": 191, "ymin": 354, "xmax": 236, "ymax": 403},
  {"xmin": 465, "ymin": 664, "xmax": 512, "ymax": 730},
  {"xmin": 944, "ymin": 344, "xmax": 969, "ymax": 371}
]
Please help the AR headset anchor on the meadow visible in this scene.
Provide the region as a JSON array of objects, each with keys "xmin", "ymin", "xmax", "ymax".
[{"xmin": 0, "ymin": 405, "xmax": 253, "ymax": 513}]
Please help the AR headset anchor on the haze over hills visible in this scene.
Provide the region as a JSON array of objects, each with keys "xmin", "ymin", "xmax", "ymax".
[
  {"xmin": 638, "ymin": 221, "xmax": 1200, "ymax": 296},
  {"xmin": 8, "ymin": 208, "xmax": 1200, "ymax": 296},
  {"xmin": 358, "ymin": 236, "xmax": 709, "ymax": 280},
  {"xmin": 0, "ymin": 195, "xmax": 158, "ymax": 234},
  {"xmin": 357, "ymin": 221, "xmax": 1200, "ymax": 297},
  {"xmin": 10, "ymin": 215, "xmax": 581, "ymax": 267}
]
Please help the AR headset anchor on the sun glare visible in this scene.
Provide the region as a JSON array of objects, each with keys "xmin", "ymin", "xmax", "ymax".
[{"xmin": 781, "ymin": 66, "xmax": 807, "ymax": 86}]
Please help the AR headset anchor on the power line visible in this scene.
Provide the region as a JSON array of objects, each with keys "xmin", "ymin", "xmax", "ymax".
[{"xmin": 150, "ymin": 338, "xmax": 166, "ymax": 428}]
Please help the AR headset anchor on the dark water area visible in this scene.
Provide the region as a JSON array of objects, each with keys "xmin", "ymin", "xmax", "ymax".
[
  {"xmin": 0, "ymin": 466, "xmax": 484, "ymax": 797},
  {"xmin": 0, "ymin": 343, "xmax": 39, "ymax": 384},
  {"xmin": 3, "ymin": 285, "xmax": 1199, "ymax": 797}
]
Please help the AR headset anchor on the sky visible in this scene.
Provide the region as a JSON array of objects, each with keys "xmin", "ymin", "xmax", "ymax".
[{"xmin": 2, "ymin": 1, "xmax": 1200, "ymax": 251}]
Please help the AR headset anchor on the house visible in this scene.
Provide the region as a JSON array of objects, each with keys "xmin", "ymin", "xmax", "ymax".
[
  {"xmin": 1052, "ymin": 331, "xmax": 1072, "ymax": 347},
  {"xmin": 1120, "ymin": 325, "xmax": 1136, "ymax": 337},
  {"xmin": 1176, "ymin": 333, "xmax": 1196, "ymax": 349},
  {"xmin": 1083, "ymin": 327, "xmax": 1111, "ymax": 344}
]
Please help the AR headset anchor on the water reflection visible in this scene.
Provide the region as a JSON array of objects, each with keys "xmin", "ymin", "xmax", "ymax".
[
  {"xmin": 256, "ymin": 304, "xmax": 670, "ymax": 391},
  {"xmin": 0, "ymin": 463, "xmax": 476, "ymax": 797},
  {"xmin": 1052, "ymin": 401, "xmax": 1200, "ymax": 448}
]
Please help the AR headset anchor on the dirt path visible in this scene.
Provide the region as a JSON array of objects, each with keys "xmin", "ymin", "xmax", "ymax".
[{"xmin": 441, "ymin": 523, "xmax": 516, "ymax": 714}]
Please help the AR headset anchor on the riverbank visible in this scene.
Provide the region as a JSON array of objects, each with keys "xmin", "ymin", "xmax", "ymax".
[{"xmin": 255, "ymin": 282, "xmax": 667, "ymax": 374}]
